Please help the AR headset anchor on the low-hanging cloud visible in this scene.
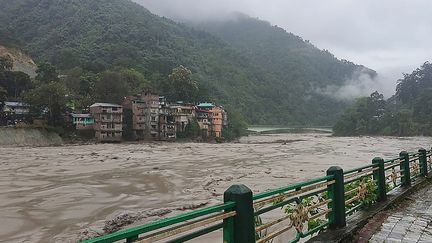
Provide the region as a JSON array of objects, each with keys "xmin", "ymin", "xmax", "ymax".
[{"xmin": 315, "ymin": 69, "xmax": 394, "ymax": 101}]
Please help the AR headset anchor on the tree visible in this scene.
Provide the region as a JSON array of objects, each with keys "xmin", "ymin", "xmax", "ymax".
[
  {"xmin": 0, "ymin": 55, "xmax": 13, "ymax": 71},
  {"xmin": 93, "ymin": 70, "xmax": 130, "ymax": 104},
  {"xmin": 396, "ymin": 62, "xmax": 432, "ymax": 104},
  {"xmin": 35, "ymin": 62, "xmax": 59, "ymax": 83},
  {"xmin": 24, "ymin": 82, "xmax": 67, "ymax": 125},
  {"xmin": 333, "ymin": 91, "xmax": 386, "ymax": 136},
  {"xmin": 163, "ymin": 65, "xmax": 199, "ymax": 102},
  {"xmin": 0, "ymin": 86, "xmax": 7, "ymax": 103},
  {"xmin": 222, "ymin": 109, "xmax": 248, "ymax": 140},
  {"xmin": 0, "ymin": 71, "xmax": 32, "ymax": 99},
  {"xmin": 119, "ymin": 68, "xmax": 150, "ymax": 95}
]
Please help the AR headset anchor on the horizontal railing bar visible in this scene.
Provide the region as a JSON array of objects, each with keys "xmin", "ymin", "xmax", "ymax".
[
  {"xmin": 346, "ymin": 203, "xmax": 363, "ymax": 216},
  {"xmin": 298, "ymin": 187, "xmax": 329, "ymax": 200},
  {"xmin": 301, "ymin": 221, "xmax": 330, "ymax": 238},
  {"xmin": 384, "ymin": 158, "xmax": 401, "ymax": 164},
  {"xmin": 256, "ymin": 224, "xmax": 293, "ymax": 243},
  {"xmin": 344, "ymin": 164, "xmax": 375, "ymax": 175},
  {"xmin": 344, "ymin": 167, "xmax": 378, "ymax": 180},
  {"xmin": 254, "ymin": 180, "xmax": 334, "ymax": 210},
  {"xmin": 344, "ymin": 188, "xmax": 358, "ymax": 196},
  {"xmin": 254, "ymin": 187, "xmax": 330, "ymax": 216},
  {"xmin": 255, "ymin": 215, "xmax": 291, "ymax": 232},
  {"xmin": 344, "ymin": 173, "xmax": 375, "ymax": 185},
  {"xmin": 82, "ymin": 202, "xmax": 235, "ymax": 243},
  {"xmin": 385, "ymin": 174, "xmax": 402, "ymax": 180},
  {"xmin": 139, "ymin": 211, "xmax": 229, "ymax": 241},
  {"xmin": 309, "ymin": 208, "xmax": 332, "ymax": 220},
  {"xmin": 345, "ymin": 195, "xmax": 360, "ymax": 206},
  {"xmin": 384, "ymin": 163, "xmax": 401, "ymax": 170},
  {"xmin": 254, "ymin": 197, "xmax": 297, "ymax": 216},
  {"xmin": 309, "ymin": 199, "xmax": 332, "ymax": 211},
  {"xmin": 138, "ymin": 211, "xmax": 236, "ymax": 243},
  {"xmin": 253, "ymin": 175, "xmax": 334, "ymax": 200},
  {"xmin": 166, "ymin": 223, "xmax": 223, "ymax": 243}
]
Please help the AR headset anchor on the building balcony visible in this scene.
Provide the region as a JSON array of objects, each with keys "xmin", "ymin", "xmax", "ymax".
[
  {"xmin": 101, "ymin": 118, "xmax": 122, "ymax": 123},
  {"xmin": 99, "ymin": 127, "xmax": 122, "ymax": 132}
]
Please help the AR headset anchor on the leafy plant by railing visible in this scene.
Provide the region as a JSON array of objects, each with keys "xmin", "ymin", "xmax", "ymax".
[{"xmin": 344, "ymin": 176, "xmax": 377, "ymax": 215}]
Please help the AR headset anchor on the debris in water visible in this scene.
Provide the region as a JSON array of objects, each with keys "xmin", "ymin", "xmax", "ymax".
[{"xmin": 176, "ymin": 201, "xmax": 208, "ymax": 211}]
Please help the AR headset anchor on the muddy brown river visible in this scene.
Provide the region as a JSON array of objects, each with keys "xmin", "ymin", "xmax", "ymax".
[{"xmin": 1, "ymin": 132, "xmax": 431, "ymax": 242}]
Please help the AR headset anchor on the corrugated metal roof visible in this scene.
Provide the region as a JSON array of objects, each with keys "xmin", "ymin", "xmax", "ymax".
[
  {"xmin": 4, "ymin": 101, "xmax": 29, "ymax": 107},
  {"xmin": 71, "ymin": 113, "xmax": 93, "ymax": 118},
  {"xmin": 197, "ymin": 102, "xmax": 214, "ymax": 107},
  {"xmin": 90, "ymin": 103, "xmax": 122, "ymax": 108}
]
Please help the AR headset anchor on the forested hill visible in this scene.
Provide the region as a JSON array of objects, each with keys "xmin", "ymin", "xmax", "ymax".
[
  {"xmin": 333, "ymin": 62, "xmax": 432, "ymax": 136},
  {"xmin": 0, "ymin": 0, "xmax": 375, "ymax": 125},
  {"xmin": 196, "ymin": 14, "xmax": 376, "ymax": 90}
]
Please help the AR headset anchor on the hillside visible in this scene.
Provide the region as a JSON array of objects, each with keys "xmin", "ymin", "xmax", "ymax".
[
  {"xmin": 194, "ymin": 14, "xmax": 377, "ymax": 124},
  {"xmin": 0, "ymin": 0, "xmax": 375, "ymax": 125},
  {"xmin": 333, "ymin": 62, "xmax": 432, "ymax": 136}
]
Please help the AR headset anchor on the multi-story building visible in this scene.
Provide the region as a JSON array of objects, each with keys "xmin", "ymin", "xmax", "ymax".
[
  {"xmin": 90, "ymin": 103, "xmax": 123, "ymax": 142},
  {"xmin": 122, "ymin": 97, "xmax": 146, "ymax": 140},
  {"xmin": 122, "ymin": 92, "xmax": 160, "ymax": 140},
  {"xmin": 169, "ymin": 103, "xmax": 195, "ymax": 133},
  {"xmin": 142, "ymin": 92, "xmax": 160, "ymax": 139},
  {"xmin": 195, "ymin": 103, "xmax": 225, "ymax": 138},
  {"xmin": 158, "ymin": 98, "xmax": 177, "ymax": 140}
]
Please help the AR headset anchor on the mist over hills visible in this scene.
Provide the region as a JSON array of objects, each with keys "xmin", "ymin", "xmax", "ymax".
[{"xmin": 0, "ymin": 0, "xmax": 376, "ymax": 125}]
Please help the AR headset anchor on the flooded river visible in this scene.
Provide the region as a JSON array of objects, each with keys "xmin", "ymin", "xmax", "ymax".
[{"xmin": 1, "ymin": 132, "xmax": 431, "ymax": 242}]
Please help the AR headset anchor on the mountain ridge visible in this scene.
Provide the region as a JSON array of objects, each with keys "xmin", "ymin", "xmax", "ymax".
[{"xmin": 0, "ymin": 0, "xmax": 376, "ymax": 125}]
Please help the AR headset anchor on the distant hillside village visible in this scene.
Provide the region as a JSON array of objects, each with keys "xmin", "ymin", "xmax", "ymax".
[{"xmin": 2, "ymin": 92, "xmax": 228, "ymax": 142}]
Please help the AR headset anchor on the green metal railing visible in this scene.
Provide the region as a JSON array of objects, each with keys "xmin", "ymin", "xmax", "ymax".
[{"xmin": 82, "ymin": 147, "xmax": 432, "ymax": 243}]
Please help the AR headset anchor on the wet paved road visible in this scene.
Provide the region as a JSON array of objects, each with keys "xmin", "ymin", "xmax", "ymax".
[{"xmin": 370, "ymin": 184, "xmax": 432, "ymax": 243}]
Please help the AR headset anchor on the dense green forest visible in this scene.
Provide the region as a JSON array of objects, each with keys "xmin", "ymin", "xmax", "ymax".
[
  {"xmin": 333, "ymin": 62, "xmax": 432, "ymax": 136},
  {"xmin": 195, "ymin": 14, "xmax": 377, "ymax": 124},
  {"xmin": 0, "ymin": 0, "xmax": 374, "ymax": 125}
]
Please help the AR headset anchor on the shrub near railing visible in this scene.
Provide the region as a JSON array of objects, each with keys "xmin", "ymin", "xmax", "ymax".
[{"xmin": 82, "ymin": 148, "xmax": 431, "ymax": 243}]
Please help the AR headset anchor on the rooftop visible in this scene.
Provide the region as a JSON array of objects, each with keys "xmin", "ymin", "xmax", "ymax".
[
  {"xmin": 4, "ymin": 101, "xmax": 29, "ymax": 107},
  {"xmin": 197, "ymin": 102, "xmax": 215, "ymax": 108},
  {"xmin": 71, "ymin": 114, "xmax": 93, "ymax": 118},
  {"xmin": 90, "ymin": 103, "xmax": 122, "ymax": 108}
]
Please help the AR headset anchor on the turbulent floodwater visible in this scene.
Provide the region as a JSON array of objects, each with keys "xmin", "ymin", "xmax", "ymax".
[{"xmin": 1, "ymin": 133, "xmax": 431, "ymax": 242}]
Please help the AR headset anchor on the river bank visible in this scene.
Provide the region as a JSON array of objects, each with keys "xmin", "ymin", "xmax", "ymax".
[{"xmin": 1, "ymin": 132, "xmax": 431, "ymax": 242}]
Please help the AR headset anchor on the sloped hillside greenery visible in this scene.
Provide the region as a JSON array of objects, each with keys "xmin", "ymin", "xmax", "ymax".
[
  {"xmin": 0, "ymin": 0, "xmax": 375, "ymax": 125},
  {"xmin": 333, "ymin": 62, "xmax": 432, "ymax": 136}
]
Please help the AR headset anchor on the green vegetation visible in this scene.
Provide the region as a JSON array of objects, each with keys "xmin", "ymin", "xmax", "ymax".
[
  {"xmin": 196, "ymin": 14, "xmax": 376, "ymax": 124},
  {"xmin": 334, "ymin": 62, "xmax": 432, "ymax": 136},
  {"xmin": 0, "ymin": 55, "xmax": 33, "ymax": 100},
  {"xmin": 176, "ymin": 118, "xmax": 201, "ymax": 139},
  {"xmin": 0, "ymin": 0, "xmax": 374, "ymax": 125}
]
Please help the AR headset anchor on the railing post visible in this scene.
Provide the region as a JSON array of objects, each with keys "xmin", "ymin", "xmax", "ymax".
[
  {"xmin": 126, "ymin": 236, "xmax": 138, "ymax": 243},
  {"xmin": 419, "ymin": 148, "xmax": 428, "ymax": 177},
  {"xmin": 372, "ymin": 157, "xmax": 387, "ymax": 202},
  {"xmin": 399, "ymin": 151, "xmax": 411, "ymax": 187},
  {"xmin": 326, "ymin": 166, "xmax": 346, "ymax": 229},
  {"xmin": 223, "ymin": 184, "xmax": 255, "ymax": 243}
]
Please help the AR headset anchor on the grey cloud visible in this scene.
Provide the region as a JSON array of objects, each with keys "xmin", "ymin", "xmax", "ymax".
[{"xmin": 136, "ymin": 0, "xmax": 432, "ymax": 97}]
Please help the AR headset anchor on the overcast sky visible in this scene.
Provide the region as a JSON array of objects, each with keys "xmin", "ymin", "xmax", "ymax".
[{"xmin": 136, "ymin": 0, "xmax": 432, "ymax": 95}]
